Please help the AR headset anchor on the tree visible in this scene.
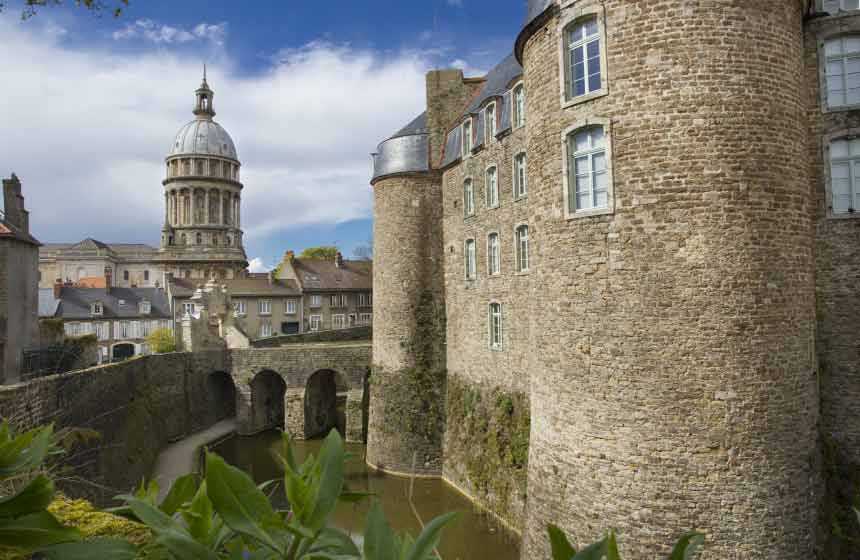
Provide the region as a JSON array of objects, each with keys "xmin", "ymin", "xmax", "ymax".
[
  {"xmin": 0, "ymin": 0, "xmax": 129, "ymax": 19},
  {"xmin": 299, "ymin": 246, "xmax": 339, "ymax": 260},
  {"xmin": 145, "ymin": 328, "xmax": 175, "ymax": 354}
]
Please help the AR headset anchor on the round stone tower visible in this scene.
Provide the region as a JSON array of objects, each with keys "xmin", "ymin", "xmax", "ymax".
[
  {"xmin": 517, "ymin": 0, "xmax": 818, "ymax": 557},
  {"xmin": 157, "ymin": 70, "xmax": 248, "ymax": 280},
  {"xmin": 366, "ymin": 114, "xmax": 449, "ymax": 475}
]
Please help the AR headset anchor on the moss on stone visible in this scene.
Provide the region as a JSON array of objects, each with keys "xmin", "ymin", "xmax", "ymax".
[
  {"xmin": 370, "ymin": 365, "xmax": 446, "ymax": 445},
  {"xmin": 444, "ymin": 377, "xmax": 529, "ymax": 530}
]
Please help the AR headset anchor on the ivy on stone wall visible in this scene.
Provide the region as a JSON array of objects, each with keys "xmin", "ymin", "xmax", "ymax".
[
  {"xmin": 822, "ymin": 432, "xmax": 860, "ymax": 558},
  {"xmin": 370, "ymin": 365, "xmax": 445, "ymax": 446},
  {"xmin": 445, "ymin": 377, "xmax": 530, "ymax": 529}
]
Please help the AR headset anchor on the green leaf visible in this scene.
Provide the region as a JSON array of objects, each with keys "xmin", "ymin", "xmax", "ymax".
[
  {"xmin": 40, "ymin": 537, "xmax": 138, "ymax": 559},
  {"xmin": 127, "ymin": 497, "xmax": 180, "ymax": 534},
  {"xmin": 605, "ymin": 531, "xmax": 620, "ymax": 560},
  {"xmin": 548, "ymin": 524, "xmax": 577, "ymax": 560},
  {"xmin": 0, "ymin": 474, "xmax": 54, "ymax": 518},
  {"xmin": 407, "ymin": 511, "xmax": 457, "ymax": 560},
  {"xmin": 307, "ymin": 527, "xmax": 361, "ymax": 556},
  {"xmin": 338, "ymin": 490, "xmax": 374, "ymax": 504},
  {"xmin": 668, "ymin": 532, "xmax": 704, "ymax": 560},
  {"xmin": 0, "ymin": 510, "xmax": 80, "ymax": 550},
  {"xmin": 154, "ymin": 529, "xmax": 221, "ymax": 560},
  {"xmin": 281, "ymin": 431, "xmax": 299, "ymax": 472},
  {"xmin": 304, "ymin": 430, "xmax": 346, "ymax": 532},
  {"xmin": 205, "ymin": 451, "xmax": 280, "ymax": 553},
  {"xmin": 184, "ymin": 481, "xmax": 214, "ymax": 543},
  {"xmin": 363, "ymin": 501, "xmax": 398, "ymax": 560},
  {"xmin": 160, "ymin": 473, "xmax": 198, "ymax": 515},
  {"xmin": 572, "ymin": 536, "xmax": 610, "ymax": 560}
]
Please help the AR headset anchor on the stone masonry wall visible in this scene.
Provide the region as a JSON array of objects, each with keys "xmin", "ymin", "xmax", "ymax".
[
  {"xmin": 251, "ymin": 326, "xmax": 371, "ymax": 348},
  {"xmin": 520, "ymin": 1, "xmax": 818, "ymax": 558}
]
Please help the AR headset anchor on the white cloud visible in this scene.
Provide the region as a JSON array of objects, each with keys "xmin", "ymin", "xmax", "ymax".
[
  {"xmin": 449, "ymin": 58, "xmax": 485, "ymax": 77},
  {"xmin": 247, "ymin": 257, "xmax": 269, "ymax": 273},
  {"xmin": 112, "ymin": 19, "xmax": 226, "ymax": 45},
  {"xmin": 0, "ymin": 15, "xmax": 434, "ymax": 258}
]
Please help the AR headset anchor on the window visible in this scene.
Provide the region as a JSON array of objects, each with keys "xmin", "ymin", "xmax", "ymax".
[
  {"xmin": 463, "ymin": 179, "xmax": 475, "ymax": 217},
  {"xmin": 568, "ymin": 126, "xmax": 609, "ymax": 212},
  {"xmin": 259, "ymin": 299, "xmax": 272, "ymax": 315},
  {"xmin": 119, "ymin": 321, "xmax": 131, "ymax": 339},
  {"xmin": 516, "ymin": 225, "xmax": 530, "ymax": 272},
  {"xmin": 196, "ymin": 159, "xmax": 205, "ymax": 175},
  {"xmin": 285, "ymin": 299, "xmax": 297, "ymax": 314},
  {"xmin": 333, "ymin": 315, "xmax": 346, "ymax": 329},
  {"xmin": 94, "ymin": 322, "xmax": 108, "ymax": 341},
  {"xmin": 260, "ymin": 323, "xmax": 272, "ymax": 337},
  {"xmin": 144, "ymin": 270, "xmax": 149, "ymax": 282},
  {"xmin": 465, "ymin": 239, "xmax": 477, "ymax": 279},
  {"xmin": 309, "ymin": 315, "xmax": 322, "ymax": 331},
  {"xmin": 183, "ymin": 302, "xmax": 196, "ymax": 316},
  {"xmin": 98, "ymin": 346, "xmax": 109, "ymax": 363},
  {"xmin": 123, "ymin": 270, "xmax": 129, "ymax": 281},
  {"xmin": 233, "ymin": 301, "xmax": 246, "ymax": 316},
  {"xmin": 830, "ymin": 137, "xmax": 860, "ymax": 213},
  {"xmin": 486, "ymin": 166, "xmax": 499, "ymax": 208},
  {"xmin": 823, "ymin": 0, "xmax": 860, "ymax": 13},
  {"xmin": 824, "ymin": 36, "xmax": 860, "ymax": 109},
  {"xmin": 489, "ymin": 303, "xmax": 503, "ymax": 350},
  {"xmin": 330, "ymin": 294, "xmax": 347, "ymax": 307},
  {"xmin": 141, "ymin": 320, "xmax": 152, "ymax": 338},
  {"xmin": 359, "ymin": 313, "xmax": 373, "ymax": 324},
  {"xmin": 485, "ymin": 102, "xmax": 497, "ymax": 141},
  {"xmin": 139, "ymin": 301, "xmax": 151, "ymax": 315},
  {"xmin": 513, "ymin": 84, "xmax": 525, "ymax": 128},
  {"xmin": 90, "ymin": 302, "xmax": 103, "ymax": 316},
  {"xmin": 462, "ymin": 119, "xmax": 473, "ymax": 156},
  {"xmin": 310, "ymin": 295, "xmax": 321, "ymax": 308},
  {"xmin": 359, "ymin": 293, "xmax": 373, "ymax": 307},
  {"xmin": 487, "ymin": 233, "xmax": 501, "ymax": 276},
  {"xmin": 565, "ymin": 17, "xmax": 602, "ymax": 100},
  {"xmin": 196, "ymin": 232, "xmax": 203, "ymax": 245},
  {"xmin": 514, "ymin": 153, "xmax": 527, "ymax": 199}
]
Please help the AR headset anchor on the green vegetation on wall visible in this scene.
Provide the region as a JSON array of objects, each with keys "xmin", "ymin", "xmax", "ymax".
[
  {"xmin": 445, "ymin": 377, "xmax": 530, "ymax": 530},
  {"xmin": 370, "ymin": 365, "xmax": 445, "ymax": 446},
  {"xmin": 822, "ymin": 432, "xmax": 860, "ymax": 558},
  {"xmin": 145, "ymin": 328, "xmax": 176, "ymax": 354}
]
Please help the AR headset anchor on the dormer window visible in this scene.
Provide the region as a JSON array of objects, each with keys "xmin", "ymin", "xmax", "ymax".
[
  {"xmin": 485, "ymin": 102, "xmax": 497, "ymax": 142},
  {"xmin": 462, "ymin": 118, "xmax": 473, "ymax": 157},
  {"xmin": 139, "ymin": 301, "xmax": 151, "ymax": 315},
  {"xmin": 90, "ymin": 302, "xmax": 103, "ymax": 316}
]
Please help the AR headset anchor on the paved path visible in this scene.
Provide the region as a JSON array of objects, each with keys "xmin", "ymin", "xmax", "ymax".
[{"xmin": 151, "ymin": 418, "xmax": 237, "ymax": 500}]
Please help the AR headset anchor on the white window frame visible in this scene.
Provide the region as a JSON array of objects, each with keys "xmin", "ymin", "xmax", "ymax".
[
  {"xmin": 90, "ymin": 302, "xmax": 103, "ymax": 316},
  {"xmin": 259, "ymin": 299, "xmax": 272, "ymax": 315},
  {"xmin": 515, "ymin": 224, "xmax": 530, "ymax": 273},
  {"xmin": 562, "ymin": 118, "xmax": 615, "ymax": 219},
  {"xmin": 488, "ymin": 302, "xmax": 503, "ymax": 351},
  {"xmin": 139, "ymin": 301, "xmax": 151, "ymax": 315},
  {"xmin": 486, "ymin": 165, "xmax": 499, "ymax": 209},
  {"xmin": 359, "ymin": 293, "xmax": 372, "ymax": 307},
  {"xmin": 512, "ymin": 82, "xmax": 525, "ymax": 129},
  {"xmin": 484, "ymin": 101, "xmax": 497, "ymax": 142},
  {"xmin": 309, "ymin": 315, "xmax": 322, "ymax": 331},
  {"xmin": 822, "ymin": 35, "xmax": 860, "ymax": 111},
  {"xmin": 464, "ymin": 238, "xmax": 477, "ymax": 280},
  {"xmin": 183, "ymin": 302, "xmax": 196, "ymax": 316},
  {"xmin": 463, "ymin": 178, "xmax": 475, "ymax": 217},
  {"xmin": 310, "ymin": 295, "xmax": 321, "ymax": 308},
  {"xmin": 260, "ymin": 323, "xmax": 272, "ymax": 338},
  {"xmin": 462, "ymin": 118, "xmax": 473, "ymax": 157},
  {"xmin": 559, "ymin": 8, "xmax": 609, "ymax": 107},
  {"xmin": 487, "ymin": 232, "xmax": 501, "ymax": 276},
  {"xmin": 359, "ymin": 312, "xmax": 373, "ymax": 324},
  {"xmin": 233, "ymin": 301, "xmax": 246, "ymax": 316},
  {"xmin": 513, "ymin": 152, "xmax": 528, "ymax": 199},
  {"xmin": 285, "ymin": 299, "xmax": 297, "ymax": 314},
  {"xmin": 332, "ymin": 314, "xmax": 346, "ymax": 329},
  {"xmin": 825, "ymin": 130, "xmax": 860, "ymax": 217}
]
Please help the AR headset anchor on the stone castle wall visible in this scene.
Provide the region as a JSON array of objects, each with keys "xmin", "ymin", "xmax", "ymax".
[
  {"xmin": 519, "ymin": 1, "xmax": 818, "ymax": 557},
  {"xmin": 250, "ymin": 326, "xmax": 371, "ymax": 348}
]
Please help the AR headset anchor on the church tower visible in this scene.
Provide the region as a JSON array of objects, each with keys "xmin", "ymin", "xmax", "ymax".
[{"xmin": 156, "ymin": 70, "xmax": 248, "ymax": 281}]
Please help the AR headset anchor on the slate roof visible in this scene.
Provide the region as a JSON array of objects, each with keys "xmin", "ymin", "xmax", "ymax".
[
  {"xmin": 55, "ymin": 287, "xmax": 171, "ymax": 320},
  {"xmin": 168, "ymin": 276, "xmax": 301, "ymax": 298},
  {"xmin": 40, "ymin": 240, "xmax": 158, "ymax": 260},
  {"xmin": 292, "ymin": 259, "xmax": 372, "ymax": 292}
]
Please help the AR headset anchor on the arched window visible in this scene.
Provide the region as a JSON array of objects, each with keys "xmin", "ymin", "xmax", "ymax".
[
  {"xmin": 196, "ymin": 232, "xmax": 203, "ymax": 245},
  {"xmin": 487, "ymin": 233, "xmax": 500, "ymax": 275},
  {"xmin": 123, "ymin": 270, "xmax": 129, "ymax": 281},
  {"xmin": 567, "ymin": 126, "xmax": 608, "ymax": 212},
  {"xmin": 488, "ymin": 302, "xmax": 503, "ymax": 350},
  {"xmin": 486, "ymin": 166, "xmax": 499, "ymax": 208},
  {"xmin": 564, "ymin": 16, "xmax": 602, "ymax": 100},
  {"xmin": 830, "ymin": 137, "xmax": 860, "ymax": 214},
  {"xmin": 464, "ymin": 239, "xmax": 477, "ymax": 279},
  {"xmin": 824, "ymin": 36, "xmax": 860, "ymax": 109},
  {"xmin": 516, "ymin": 225, "xmax": 529, "ymax": 272},
  {"xmin": 226, "ymin": 235, "xmax": 232, "ymax": 246},
  {"xmin": 513, "ymin": 83, "xmax": 525, "ymax": 128},
  {"xmin": 168, "ymin": 235, "xmax": 174, "ymax": 246},
  {"xmin": 513, "ymin": 153, "xmax": 527, "ymax": 199},
  {"xmin": 463, "ymin": 179, "xmax": 475, "ymax": 217}
]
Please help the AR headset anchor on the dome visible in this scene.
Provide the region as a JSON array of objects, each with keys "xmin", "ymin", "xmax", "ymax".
[{"xmin": 169, "ymin": 119, "xmax": 238, "ymax": 161}]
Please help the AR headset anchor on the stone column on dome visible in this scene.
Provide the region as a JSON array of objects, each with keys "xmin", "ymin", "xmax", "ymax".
[
  {"xmin": 204, "ymin": 190, "xmax": 209, "ymax": 225},
  {"xmin": 220, "ymin": 190, "xmax": 225, "ymax": 224},
  {"xmin": 164, "ymin": 192, "xmax": 169, "ymax": 225}
]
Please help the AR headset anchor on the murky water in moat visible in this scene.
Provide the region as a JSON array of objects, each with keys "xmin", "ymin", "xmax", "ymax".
[{"xmin": 210, "ymin": 431, "xmax": 521, "ymax": 560}]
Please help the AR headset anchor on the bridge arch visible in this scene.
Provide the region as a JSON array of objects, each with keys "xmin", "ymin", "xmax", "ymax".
[
  {"xmin": 304, "ymin": 369, "xmax": 348, "ymax": 439},
  {"xmin": 250, "ymin": 369, "xmax": 286, "ymax": 432},
  {"xmin": 206, "ymin": 371, "xmax": 236, "ymax": 422}
]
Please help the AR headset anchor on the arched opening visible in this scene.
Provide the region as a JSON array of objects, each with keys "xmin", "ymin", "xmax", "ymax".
[
  {"xmin": 250, "ymin": 370, "xmax": 286, "ymax": 432},
  {"xmin": 304, "ymin": 370, "xmax": 347, "ymax": 439},
  {"xmin": 207, "ymin": 371, "xmax": 236, "ymax": 422},
  {"xmin": 111, "ymin": 343, "xmax": 135, "ymax": 361}
]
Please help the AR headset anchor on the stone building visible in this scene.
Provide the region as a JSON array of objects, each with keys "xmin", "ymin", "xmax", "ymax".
[
  {"xmin": 368, "ymin": 1, "xmax": 860, "ymax": 558},
  {"xmin": 0, "ymin": 175, "xmax": 41, "ymax": 384},
  {"xmin": 38, "ymin": 73, "xmax": 248, "ymax": 286}
]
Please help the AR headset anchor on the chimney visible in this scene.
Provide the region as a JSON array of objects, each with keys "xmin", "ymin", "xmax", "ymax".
[
  {"xmin": 2, "ymin": 174, "xmax": 29, "ymax": 234},
  {"xmin": 285, "ymin": 250, "xmax": 294, "ymax": 261},
  {"xmin": 335, "ymin": 251, "xmax": 343, "ymax": 268},
  {"xmin": 53, "ymin": 278, "xmax": 63, "ymax": 300},
  {"xmin": 267, "ymin": 270, "xmax": 274, "ymax": 285},
  {"xmin": 104, "ymin": 267, "xmax": 112, "ymax": 293}
]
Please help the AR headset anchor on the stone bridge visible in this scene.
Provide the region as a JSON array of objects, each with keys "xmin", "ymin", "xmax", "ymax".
[{"xmin": 213, "ymin": 342, "xmax": 372, "ymax": 442}]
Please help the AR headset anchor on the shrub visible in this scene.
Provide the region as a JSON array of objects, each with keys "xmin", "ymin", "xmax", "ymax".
[{"xmin": 145, "ymin": 328, "xmax": 175, "ymax": 354}]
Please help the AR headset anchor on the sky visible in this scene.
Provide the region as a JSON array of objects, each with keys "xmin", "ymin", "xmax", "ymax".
[{"xmin": 0, "ymin": 0, "xmax": 526, "ymax": 272}]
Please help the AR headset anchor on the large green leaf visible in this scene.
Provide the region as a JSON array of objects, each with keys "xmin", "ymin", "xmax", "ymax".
[
  {"xmin": 363, "ymin": 501, "xmax": 398, "ymax": 560},
  {"xmin": 572, "ymin": 532, "xmax": 619, "ymax": 560},
  {"xmin": 183, "ymin": 481, "xmax": 214, "ymax": 544},
  {"xmin": 160, "ymin": 473, "xmax": 199, "ymax": 516},
  {"xmin": 205, "ymin": 451, "xmax": 280, "ymax": 553},
  {"xmin": 668, "ymin": 532, "xmax": 704, "ymax": 560},
  {"xmin": 154, "ymin": 529, "xmax": 221, "ymax": 560},
  {"xmin": 304, "ymin": 430, "xmax": 346, "ymax": 533},
  {"xmin": 40, "ymin": 537, "xmax": 138, "ymax": 559},
  {"xmin": 548, "ymin": 524, "xmax": 577, "ymax": 560},
  {"xmin": 0, "ymin": 510, "xmax": 80, "ymax": 550},
  {"xmin": 306, "ymin": 527, "xmax": 361, "ymax": 556},
  {"xmin": 0, "ymin": 474, "xmax": 54, "ymax": 518},
  {"xmin": 127, "ymin": 497, "xmax": 180, "ymax": 534},
  {"xmin": 406, "ymin": 511, "xmax": 458, "ymax": 560}
]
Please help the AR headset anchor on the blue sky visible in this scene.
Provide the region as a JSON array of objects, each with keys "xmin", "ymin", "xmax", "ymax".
[{"xmin": 0, "ymin": 0, "xmax": 526, "ymax": 270}]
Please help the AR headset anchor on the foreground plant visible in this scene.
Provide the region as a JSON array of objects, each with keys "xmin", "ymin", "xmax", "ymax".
[{"xmin": 548, "ymin": 524, "xmax": 704, "ymax": 560}]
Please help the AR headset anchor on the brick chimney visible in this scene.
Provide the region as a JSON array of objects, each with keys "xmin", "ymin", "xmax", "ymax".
[
  {"xmin": 2, "ymin": 174, "xmax": 29, "ymax": 234},
  {"xmin": 53, "ymin": 278, "xmax": 63, "ymax": 300},
  {"xmin": 335, "ymin": 251, "xmax": 343, "ymax": 268},
  {"xmin": 267, "ymin": 270, "xmax": 275, "ymax": 285},
  {"xmin": 104, "ymin": 267, "xmax": 112, "ymax": 293}
]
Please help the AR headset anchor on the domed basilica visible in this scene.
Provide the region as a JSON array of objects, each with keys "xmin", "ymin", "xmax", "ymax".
[{"xmin": 39, "ymin": 74, "xmax": 249, "ymax": 289}]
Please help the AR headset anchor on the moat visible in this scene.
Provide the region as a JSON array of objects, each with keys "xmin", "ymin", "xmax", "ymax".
[{"xmin": 210, "ymin": 431, "xmax": 521, "ymax": 560}]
